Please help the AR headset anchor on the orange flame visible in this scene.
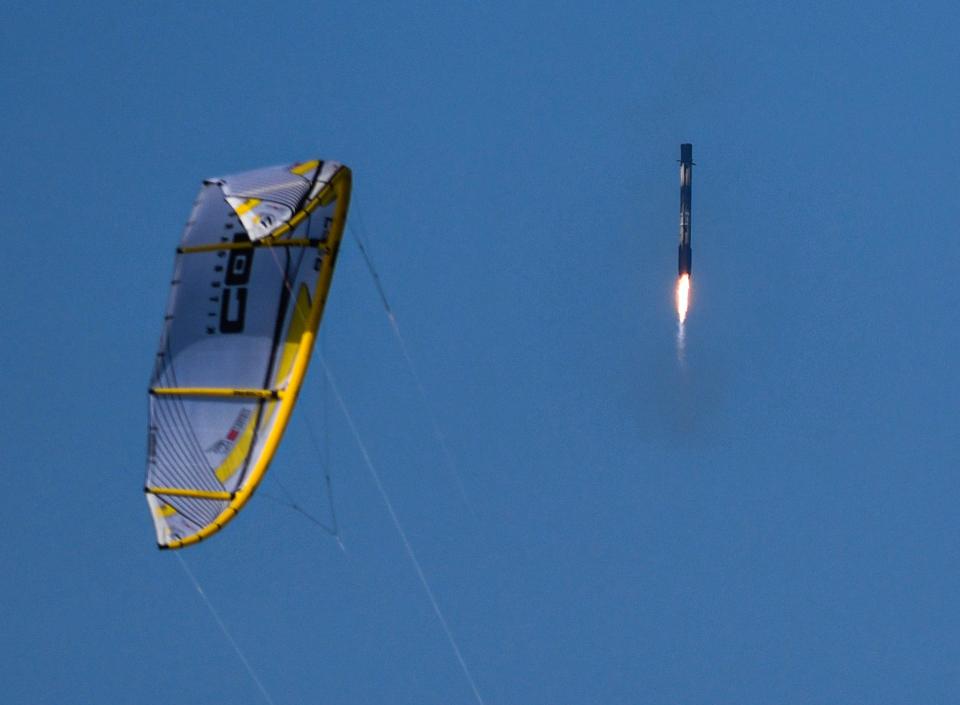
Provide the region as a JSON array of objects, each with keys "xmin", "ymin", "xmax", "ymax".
[{"xmin": 676, "ymin": 274, "xmax": 691, "ymax": 323}]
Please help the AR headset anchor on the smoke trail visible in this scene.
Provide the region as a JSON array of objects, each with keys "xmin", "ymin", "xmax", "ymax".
[{"xmin": 676, "ymin": 319, "xmax": 687, "ymax": 369}]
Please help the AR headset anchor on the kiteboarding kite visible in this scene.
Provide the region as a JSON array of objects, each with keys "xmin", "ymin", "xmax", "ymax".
[{"xmin": 145, "ymin": 160, "xmax": 351, "ymax": 549}]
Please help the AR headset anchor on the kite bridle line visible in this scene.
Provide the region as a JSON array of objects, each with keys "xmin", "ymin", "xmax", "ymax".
[{"xmin": 259, "ymin": 241, "xmax": 343, "ymax": 546}]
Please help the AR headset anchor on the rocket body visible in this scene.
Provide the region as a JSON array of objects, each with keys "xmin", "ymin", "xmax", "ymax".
[{"xmin": 678, "ymin": 143, "xmax": 693, "ymax": 276}]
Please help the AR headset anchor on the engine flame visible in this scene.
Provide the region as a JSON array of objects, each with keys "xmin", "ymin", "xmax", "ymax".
[{"xmin": 676, "ymin": 274, "xmax": 691, "ymax": 323}]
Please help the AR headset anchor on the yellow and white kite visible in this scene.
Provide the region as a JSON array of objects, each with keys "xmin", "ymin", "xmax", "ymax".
[{"xmin": 145, "ymin": 160, "xmax": 351, "ymax": 549}]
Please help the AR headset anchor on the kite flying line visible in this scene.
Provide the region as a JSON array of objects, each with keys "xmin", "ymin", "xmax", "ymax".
[
  {"xmin": 264, "ymin": 242, "xmax": 485, "ymax": 705},
  {"xmin": 175, "ymin": 552, "xmax": 277, "ymax": 705},
  {"xmin": 347, "ymin": 209, "xmax": 473, "ymax": 512},
  {"xmin": 319, "ymin": 356, "xmax": 487, "ymax": 705}
]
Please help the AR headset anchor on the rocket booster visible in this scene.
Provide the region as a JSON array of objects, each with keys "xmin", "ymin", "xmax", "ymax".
[{"xmin": 678, "ymin": 143, "xmax": 693, "ymax": 276}]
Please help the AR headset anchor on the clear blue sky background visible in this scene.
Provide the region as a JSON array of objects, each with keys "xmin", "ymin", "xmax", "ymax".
[{"xmin": 2, "ymin": 2, "xmax": 958, "ymax": 703}]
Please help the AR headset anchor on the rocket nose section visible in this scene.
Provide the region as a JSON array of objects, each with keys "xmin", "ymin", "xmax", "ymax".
[{"xmin": 680, "ymin": 143, "xmax": 693, "ymax": 164}]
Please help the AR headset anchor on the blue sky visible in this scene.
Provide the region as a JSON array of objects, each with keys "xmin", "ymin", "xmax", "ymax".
[{"xmin": 2, "ymin": 2, "xmax": 959, "ymax": 703}]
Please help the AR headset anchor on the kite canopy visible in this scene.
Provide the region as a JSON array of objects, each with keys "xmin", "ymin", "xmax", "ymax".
[{"xmin": 145, "ymin": 160, "xmax": 351, "ymax": 549}]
